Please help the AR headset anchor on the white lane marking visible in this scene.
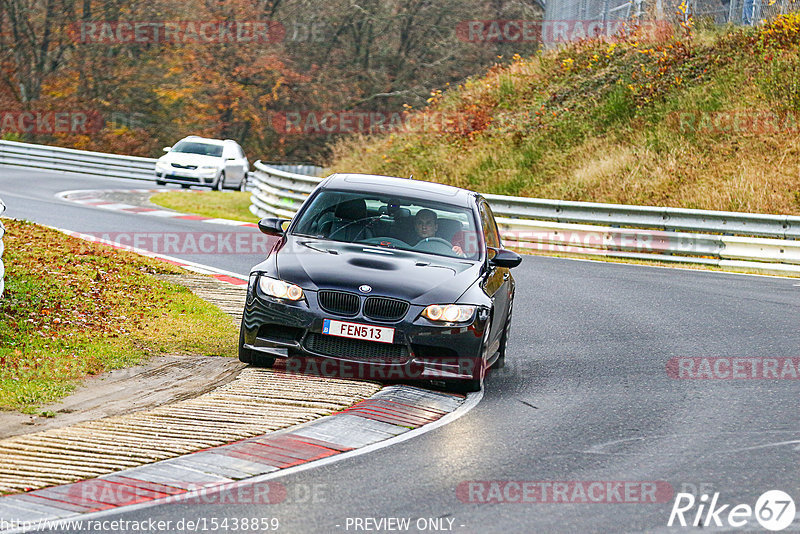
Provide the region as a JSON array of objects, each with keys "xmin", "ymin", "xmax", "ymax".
[
  {"xmin": 8, "ymin": 390, "xmax": 483, "ymax": 533},
  {"xmin": 717, "ymin": 440, "xmax": 800, "ymax": 454},
  {"xmin": 53, "ymin": 227, "xmax": 248, "ymax": 281},
  {"xmin": 56, "ymin": 189, "xmax": 258, "ymax": 227},
  {"xmin": 94, "ymin": 203, "xmax": 139, "ymax": 210},
  {"xmin": 587, "ymin": 431, "xmax": 800, "ymax": 456},
  {"xmin": 54, "ymin": 188, "xmax": 159, "ymax": 201},
  {"xmin": 140, "ymin": 210, "xmax": 185, "ymax": 217},
  {"xmin": 204, "ymin": 218, "xmax": 257, "ymax": 227}
]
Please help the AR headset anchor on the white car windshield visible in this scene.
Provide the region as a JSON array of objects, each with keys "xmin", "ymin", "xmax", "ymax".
[{"xmin": 171, "ymin": 141, "xmax": 223, "ymax": 157}]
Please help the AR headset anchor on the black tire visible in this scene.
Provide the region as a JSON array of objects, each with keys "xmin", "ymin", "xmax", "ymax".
[
  {"xmin": 238, "ymin": 325, "xmax": 276, "ymax": 367},
  {"xmin": 251, "ymin": 352, "xmax": 276, "ymax": 368},
  {"xmin": 180, "ymin": 184, "xmax": 191, "ymax": 189},
  {"xmin": 490, "ymin": 299, "xmax": 514, "ymax": 369},
  {"xmin": 492, "ymin": 307, "xmax": 512, "ymax": 370},
  {"xmin": 448, "ymin": 354, "xmax": 486, "ymax": 393},
  {"xmin": 238, "ymin": 175, "xmax": 248, "ymax": 192},
  {"xmin": 213, "ymin": 172, "xmax": 224, "ymax": 191},
  {"xmin": 449, "ymin": 367, "xmax": 484, "ymax": 393},
  {"xmin": 491, "ymin": 325, "xmax": 508, "ymax": 369},
  {"xmin": 238, "ymin": 326, "xmax": 253, "ymax": 364}
]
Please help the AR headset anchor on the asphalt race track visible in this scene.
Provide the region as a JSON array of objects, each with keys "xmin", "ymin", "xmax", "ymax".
[{"xmin": 2, "ymin": 167, "xmax": 799, "ymax": 533}]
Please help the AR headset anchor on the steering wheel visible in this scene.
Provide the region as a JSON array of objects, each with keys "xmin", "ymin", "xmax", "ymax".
[
  {"xmin": 414, "ymin": 236, "xmax": 455, "ymax": 254},
  {"xmin": 359, "ymin": 237, "xmax": 409, "ymax": 248}
]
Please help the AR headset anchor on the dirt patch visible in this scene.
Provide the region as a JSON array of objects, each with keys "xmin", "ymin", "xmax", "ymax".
[
  {"xmin": 0, "ymin": 274, "xmax": 249, "ymax": 440},
  {"xmin": 0, "ymin": 354, "xmax": 245, "ymax": 440}
]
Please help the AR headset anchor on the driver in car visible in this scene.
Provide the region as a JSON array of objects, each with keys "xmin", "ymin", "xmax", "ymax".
[{"xmin": 413, "ymin": 209, "xmax": 466, "ymax": 256}]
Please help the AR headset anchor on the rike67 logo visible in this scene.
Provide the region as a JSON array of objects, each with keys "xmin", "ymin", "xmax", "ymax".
[{"xmin": 668, "ymin": 490, "xmax": 796, "ymax": 531}]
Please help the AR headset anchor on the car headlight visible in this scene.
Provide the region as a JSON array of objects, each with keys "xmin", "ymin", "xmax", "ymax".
[
  {"xmin": 258, "ymin": 276, "xmax": 304, "ymax": 301},
  {"xmin": 422, "ymin": 304, "xmax": 476, "ymax": 323}
]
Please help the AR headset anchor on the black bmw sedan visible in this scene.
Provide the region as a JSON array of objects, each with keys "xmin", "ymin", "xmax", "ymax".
[{"xmin": 239, "ymin": 173, "xmax": 521, "ymax": 391}]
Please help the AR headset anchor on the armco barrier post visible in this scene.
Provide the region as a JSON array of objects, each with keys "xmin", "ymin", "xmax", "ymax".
[{"xmin": 0, "ymin": 196, "xmax": 5, "ymax": 298}]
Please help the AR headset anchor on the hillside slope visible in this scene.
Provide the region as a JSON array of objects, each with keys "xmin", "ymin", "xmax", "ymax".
[{"xmin": 330, "ymin": 17, "xmax": 800, "ymax": 215}]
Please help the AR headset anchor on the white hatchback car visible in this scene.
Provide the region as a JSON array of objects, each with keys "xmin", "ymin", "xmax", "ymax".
[{"xmin": 155, "ymin": 136, "xmax": 249, "ymax": 191}]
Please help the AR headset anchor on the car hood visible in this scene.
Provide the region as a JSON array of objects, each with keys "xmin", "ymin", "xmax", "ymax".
[
  {"xmin": 275, "ymin": 237, "xmax": 482, "ymax": 304},
  {"xmin": 157, "ymin": 152, "xmax": 222, "ymax": 167}
]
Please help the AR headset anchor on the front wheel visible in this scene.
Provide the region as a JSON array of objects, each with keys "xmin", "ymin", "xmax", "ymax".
[
  {"xmin": 491, "ymin": 322, "xmax": 508, "ymax": 369},
  {"xmin": 213, "ymin": 172, "xmax": 224, "ymax": 191},
  {"xmin": 492, "ymin": 306, "xmax": 512, "ymax": 370},
  {"xmin": 449, "ymin": 353, "xmax": 486, "ymax": 393},
  {"xmin": 449, "ymin": 364, "xmax": 484, "ymax": 393},
  {"xmin": 238, "ymin": 175, "xmax": 248, "ymax": 192},
  {"xmin": 238, "ymin": 326, "xmax": 252, "ymax": 364},
  {"xmin": 252, "ymin": 352, "xmax": 276, "ymax": 368},
  {"xmin": 238, "ymin": 325, "xmax": 275, "ymax": 367}
]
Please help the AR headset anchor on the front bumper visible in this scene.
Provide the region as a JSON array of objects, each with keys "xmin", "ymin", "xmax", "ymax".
[
  {"xmin": 241, "ymin": 286, "xmax": 489, "ymax": 383},
  {"xmin": 155, "ymin": 169, "xmax": 217, "ymax": 186}
]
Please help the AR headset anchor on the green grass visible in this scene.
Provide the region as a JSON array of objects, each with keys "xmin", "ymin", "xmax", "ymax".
[
  {"xmin": 0, "ymin": 219, "xmax": 238, "ymax": 414},
  {"xmin": 150, "ymin": 191, "xmax": 257, "ymax": 222},
  {"xmin": 330, "ymin": 17, "xmax": 800, "ymax": 215}
]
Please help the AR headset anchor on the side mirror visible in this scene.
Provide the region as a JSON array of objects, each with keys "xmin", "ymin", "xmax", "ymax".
[
  {"xmin": 488, "ymin": 248, "xmax": 522, "ymax": 269},
  {"xmin": 258, "ymin": 217, "xmax": 291, "ymax": 236},
  {"xmin": 162, "ymin": 146, "xmax": 171, "ymax": 153}
]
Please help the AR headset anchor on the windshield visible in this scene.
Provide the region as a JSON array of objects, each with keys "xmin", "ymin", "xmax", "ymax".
[
  {"xmin": 171, "ymin": 141, "xmax": 223, "ymax": 157},
  {"xmin": 292, "ymin": 190, "xmax": 482, "ymax": 260}
]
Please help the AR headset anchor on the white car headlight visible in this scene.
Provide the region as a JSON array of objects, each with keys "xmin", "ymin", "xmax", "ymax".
[
  {"xmin": 422, "ymin": 304, "xmax": 476, "ymax": 323},
  {"xmin": 258, "ymin": 276, "xmax": 304, "ymax": 301}
]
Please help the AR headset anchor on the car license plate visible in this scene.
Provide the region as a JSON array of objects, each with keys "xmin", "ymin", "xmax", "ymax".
[{"xmin": 322, "ymin": 319, "xmax": 394, "ymax": 344}]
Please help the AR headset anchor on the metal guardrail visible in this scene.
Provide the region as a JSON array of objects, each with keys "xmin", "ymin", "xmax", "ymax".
[
  {"xmin": 249, "ymin": 161, "xmax": 323, "ymax": 219},
  {"xmin": 0, "ymin": 142, "xmax": 797, "ymax": 275},
  {"xmin": 249, "ymin": 162, "xmax": 800, "ymax": 275},
  {"xmin": 0, "ymin": 140, "xmax": 157, "ymax": 181},
  {"xmin": 0, "ymin": 196, "xmax": 5, "ymax": 298},
  {"xmin": 260, "ymin": 162, "xmax": 324, "ymax": 178},
  {"xmin": 486, "ymin": 194, "xmax": 800, "ymax": 240}
]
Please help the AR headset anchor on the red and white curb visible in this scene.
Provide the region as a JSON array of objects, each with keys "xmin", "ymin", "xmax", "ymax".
[
  {"xmin": 55, "ymin": 189, "xmax": 258, "ymax": 229},
  {"xmin": 0, "ymin": 387, "xmax": 476, "ymax": 533}
]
